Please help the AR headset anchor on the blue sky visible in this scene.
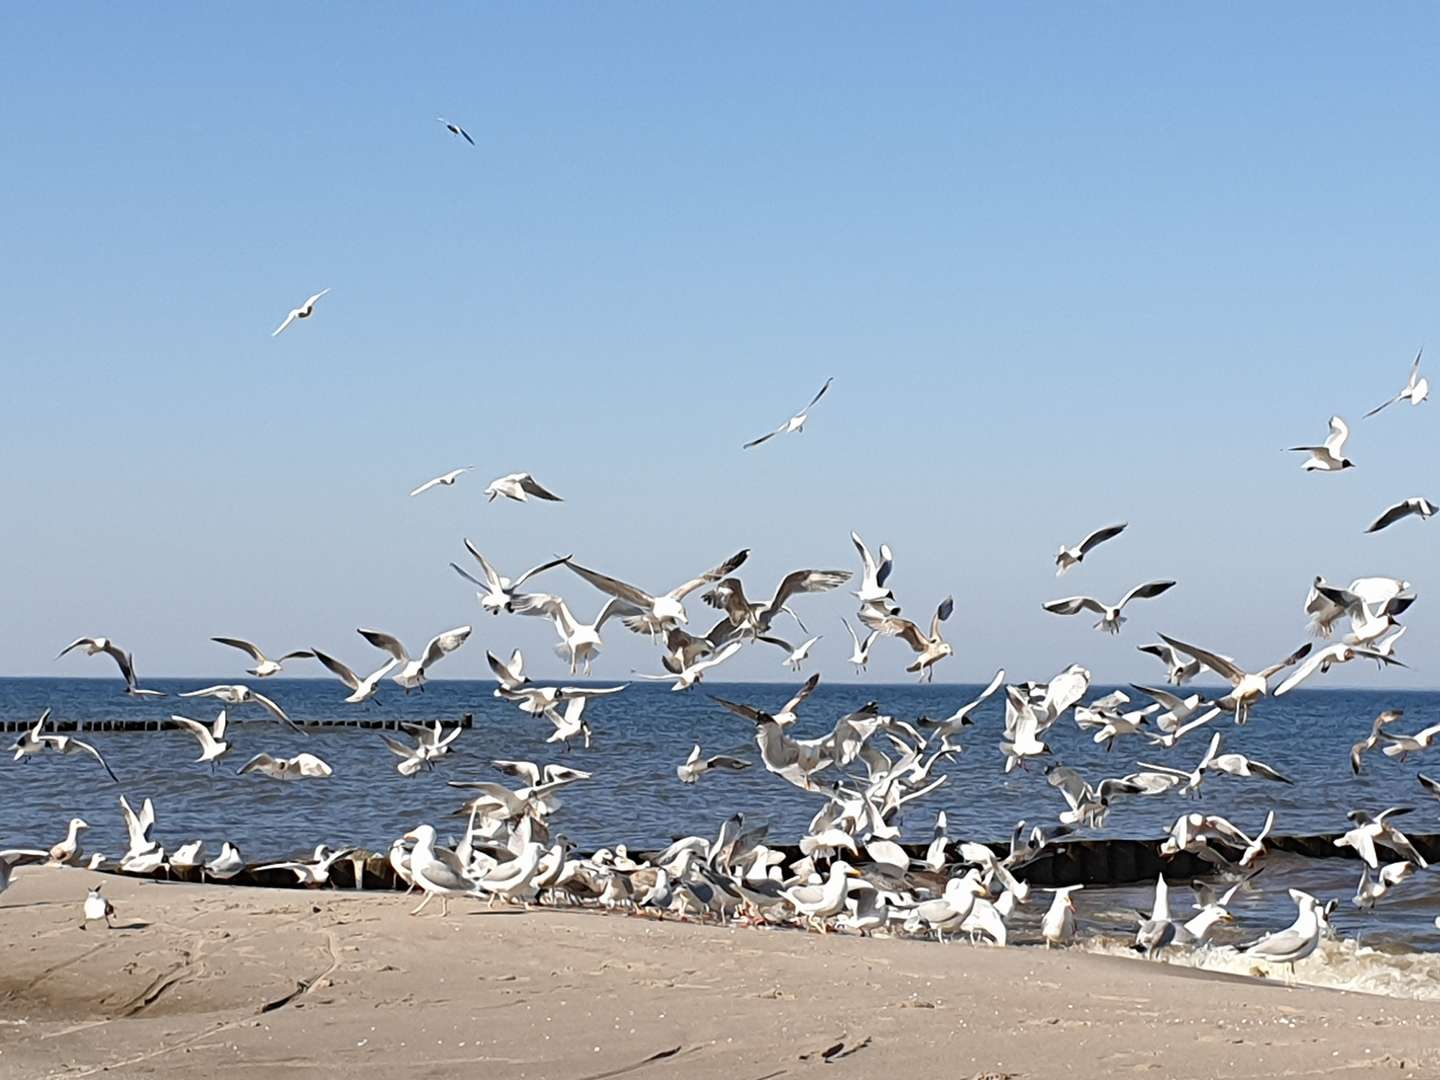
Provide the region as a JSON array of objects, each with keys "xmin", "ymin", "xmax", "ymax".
[{"xmin": 2, "ymin": 5, "xmax": 1435, "ymax": 686}]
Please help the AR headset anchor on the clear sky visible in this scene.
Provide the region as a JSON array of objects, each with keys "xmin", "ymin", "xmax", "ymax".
[{"xmin": 2, "ymin": 5, "xmax": 1435, "ymax": 687}]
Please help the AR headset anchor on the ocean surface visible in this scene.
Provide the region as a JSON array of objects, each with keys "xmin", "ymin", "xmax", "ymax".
[{"xmin": 5, "ymin": 676, "xmax": 1439, "ymax": 983}]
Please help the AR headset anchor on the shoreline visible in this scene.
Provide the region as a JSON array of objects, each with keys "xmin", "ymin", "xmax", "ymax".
[{"xmin": 3, "ymin": 868, "xmax": 1438, "ymax": 1079}]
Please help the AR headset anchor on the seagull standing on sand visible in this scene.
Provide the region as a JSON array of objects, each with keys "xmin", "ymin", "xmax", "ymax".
[
  {"xmin": 484, "ymin": 472, "xmax": 563, "ymax": 503},
  {"xmin": 409, "ymin": 467, "xmax": 475, "ymax": 497},
  {"xmin": 403, "ymin": 824, "xmax": 479, "ymax": 916},
  {"xmin": 1365, "ymin": 349, "xmax": 1428, "ymax": 417},
  {"xmin": 859, "ymin": 596, "xmax": 954, "ymax": 682},
  {"xmin": 1238, "ymin": 890, "xmax": 1324, "ymax": 982},
  {"xmin": 743, "ymin": 377, "xmax": 833, "ymax": 449},
  {"xmin": 205, "ymin": 842, "xmax": 244, "ymax": 881},
  {"xmin": 272, "ymin": 289, "xmax": 330, "ymax": 336},
  {"xmin": 1042, "ymin": 581, "xmax": 1176, "ymax": 634},
  {"xmin": 1041, "ymin": 885, "xmax": 1083, "ymax": 947},
  {"xmin": 1366, "ymin": 497, "xmax": 1437, "ymax": 534},
  {"xmin": 209, "ymin": 638, "xmax": 313, "ymax": 678},
  {"xmin": 49, "ymin": 818, "xmax": 89, "ymax": 865},
  {"xmin": 357, "ymin": 625, "xmax": 472, "ymax": 692},
  {"xmin": 80, "ymin": 884, "xmax": 116, "ymax": 930},
  {"xmin": 1285, "ymin": 416, "xmax": 1355, "ymax": 472},
  {"xmin": 179, "ymin": 684, "xmax": 303, "ymax": 734},
  {"xmin": 1054, "ymin": 522, "xmax": 1127, "ymax": 576}
]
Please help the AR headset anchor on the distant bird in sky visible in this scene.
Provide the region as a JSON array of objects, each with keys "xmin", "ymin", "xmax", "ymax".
[
  {"xmin": 1366, "ymin": 497, "xmax": 1437, "ymax": 534},
  {"xmin": 1054, "ymin": 522, "xmax": 1127, "ymax": 576},
  {"xmin": 850, "ymin": 531, "xmax": 898, "ymax": 614},
  {"xmin": 484, "ymin": 472, "xmax": 563, "ymax": 503},
  {"xmin": 209, "ymin": 637, "xmax": 313, "ymax": 678},
  {"xmin": 743, "ymin": 377, "xmax": 833, "ymax": 449},
  {"xmin": 842, "ymin": 617, "xmax": 880, "ymax": 673},
  {"xmin": 1136, "ymin": 641, "xmax": 1205, "ymax": 686},
  {"xmin": 409, "ymin": 467, "xmax": 475, "ymax": 497},
  {"xmin": 1285, "ymin": 415, "xmax": 1354, "ymax": 472},
  {"xmin": 1043, "ymin": 581, "xmax": 1177, "ymax": 634},
  {"xmin": 1365, "ymin": 349, "xmax": 1428, "ymax": 417},
  {"xmin": 272, "ymin": 289, "xmax": 330, "ymax": 336},
  {"xmin": 436, "ymin": 117, "xmax": 475, "ymax": 145}
]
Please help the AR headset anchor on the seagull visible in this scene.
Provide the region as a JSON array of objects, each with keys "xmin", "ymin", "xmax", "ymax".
[
  {"xmin": 775, "ymin": 634, "xmax": 821, "ymax": 671},
  {"xmin": 1238, "ymin": 890, "xmax": 1324, "ymax": 981},
  {"xmin": 859, "ymin": 596, "xmax": 954, "ymax": 682},
  {"xmin": 1352, "ymin": 710, "xmax": 1404, "ymax": 774},
  {"xmin": 80, "ymin": 884, "xmax": 116, "ymax": 930},
  {"xmin": 1353, "ymin": 860, "xmax": 1417, "ymax": 912},
  {"xmin": 12, "ymin": 727, "xmax": 118, "ymax": 783},
  {"xmin": 1136, "ymin": 642, "xmax": 1205, "ymax": 686},
  {"xmin": 382, "ymin": 719, "xmax": 464, "ymax": 776},
  {"xmin": 676, "ymin": 744, "xmax": 752, "ymax": 784},
  {"xmin": 257, "ymin": 844, "xmax": 356, "ymax": 886},
  {"xmin": 237, "ymin": 751, "xmax": 334, "ymax": 780},
  {"xmin": 1418, "ymin": 773, "xmax": 1440, "ymax": 801},
  {"xmin": 1366, "ymin": 497, "xmax": 1437, "ymax": 534},
  {"xmin": 1380, "ymin": 718, "xmax": 1440, "ymax": 761},
  {"xmin": 1285, "ymin": 415, "xmax": 1355, "ymax": 472},
  {"xmin": 205, "ymin": 842, "xmax": 245, "ymax": 881},
  {"xmin": 409, "ymin": 466, "xmax": 475, "ymax": 497},
  {"xmin": 512, "ymin": 595, "xmax": 638, "ymax": 675},
  {"xmin": 499, "ymin": 682, "xmax": 627, "ymax": 715},
  {"xmin": 928, "ymin": 669, "xmax": 1006, "ymax": 741},
  {"xmin": 742, "ymin": 377, "xmax": 833, "ymax": 449},
  {"xmin": 48, "ymin": 818, "xmax": 89, "ymax": 866},
  {"xmin": 850, "ymin": 531, "xmax": 898, "ymax": 613},
  {"xmin": 0, "ymin": 849, "xmax": 48, "ymax": 898},
  {"xmin": 564, "ymin": 549, "xmax": 750, "ymax": 635},
  {"xmin": 357, "ymin": 625, "xmax": 472, "ymax": 691},
  {"xmin": 272, "ymin": 289, "xmax": 330, "ymax": 336},
  {"xmin": 1055, "ymin": 522, "xmax": 1127, "ymax": 576},
  {"xmin": 1156, "ymin": 634, "xmax": 1311, "ymax": 724},
  {"xmin": 1203, "ymin": 736, "xmax": 1294, "ymax": 784},
  {"xmin": 210, "ymin": 638, "xmax": 313, "ymax": 678},
  {"xmin": 483, "ymin": 472, "xmax": 563, "ymax": 503},
  {"xmin": 179, "ymin": 684, "xmax": 303, "ymax": 733},
  {"xmin": 543, "ymin": 697, "xmax": 595, "ymax": 749},
  {"xmin": 1335, "ymin": 807, "xmax": 1427, "ymax": 869},
  {"xmin": 702, "ymin": 568, "xmax": 852, "ymax": 637},
  {"xmin": 310, "ymin": 651, "xmax": 400, "ymax": 704},
  {"xmin": 436, "ymin": 117, "xmax": 475, "ymax": 145},
  {"xmin": 169, "ymin": 840, "xmax": 206, "ymax": 872},
  {"xmin": 451, "ymin": 543, "xmax": 570, "ymax": 615},
  {"xmin": 1274, "ymin": 641, "xmax": 1406, "ymax": 695},
  {"xmin": 1042, "ymin": 581, "xmax": 1176, "ymax": 634},
  {"xmin": 1365, "ymin": 349, "xmax": 1428, "ymax": 417},
  {"xmin": 402, "ymin": 825, "xmax": 477, "ymax": 916},
  {"xmin": 170, "ymin": 710, "xmax": 232, "ymax": 769},
  {"xmin": 635, "ymin": 639, "xmax": 745, "ymax": 691},
  {"xmin": 842, "ymin": 618, "xmax": 880, "ymax": 673},
  {"xmin": 56, "ymin": 637, "xmax": 163, "ymax": 697},
  {"xmin": 119, "ymin": 795, "xmax": 158, "ymax": 860},
  {"xmin": 487, "ymin": 648, "xmax": 530, "ymax": 693},
  {"xmin": 1041, "ymin": 885, "xmax": 1083, "ymax": 947}
]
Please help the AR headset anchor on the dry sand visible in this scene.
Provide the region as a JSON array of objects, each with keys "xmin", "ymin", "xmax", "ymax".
[{"xmin": 1, "ymin": 867, "xmax": 1435, "ymax": 1080}]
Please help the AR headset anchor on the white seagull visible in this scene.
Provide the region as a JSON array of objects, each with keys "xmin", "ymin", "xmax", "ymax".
[
  {"xmin": 743, "ymin": 377, "xmax": 833, "ymax": 449},
  {"xmin": 1364, "ymin": 349, "xmax": 1428, "ymax": 417},
  {"xmin": 1237, "ymin": 890, "xmax": 1324, "ymax": 981},
  {"xmin": 57, "ymin": 637, "xmax": 165, "ymax": 698},
  {"xmin": 1157, "ymin": 633, "xmax": 1310, "ymax": 724},
  {"xmin": 436, "ymin": 117, "xmax": 475, "ymax": 145},
  {"xmin": 179, "ymin": 683, "xmax": 303, "ymax": 734},
  {"xmin": 564, "ymin": 549, "xmax": 750, "ymax": 635},
  {"xmin": 1380, "ymin": 718, "xmax": 1440, "ymax": 762},
  {"xmin": 850, "ymin": 531, "xmax": 898, "ymax": 613},
  {"xmin": 676, "ymin": 744, "xmax": 752, "ymax": 784},
  {"xmin": 775, "ymin": 634, "xmax": 821, "ymax": 672},
  {"xmin": 11, "ymin": 720, "xmax": 118, "ymax": 783},
  {"xmin": 80, "ymin": 884, "xmax": 116, "ymax": 930},
  {"xmin": 205, "ymin": 842, "xmax": 245, "ymax": 881},
  {"xmin": 238, "ymin": 751, "xmax": 333, "ymax": 780},
  {"xmin": 357, "ymin": 625, "xmax": 472, "ymax": 692},
  {"xmin": 210, "ymin": 637, "xmax": 313, "ymax": 678},
  {"xmin": 1054, "ymin": 522, "xmax": 1127, "ymax": 576},
  {"xmin": 451, "ymin": 542, "xmax": 569, "ymax": 615},
  {"xmin": 1042, "ymin": 581, "xmax": 1176, "ymax": 634},
  {"xmin": 170, "ymin": 710, "xmax": 232, "ymax": 769},
  {"xmin": 483, "ymin": 472, "xmax": 563, "ymax": 503},
  {"xmin": 310, "ymin": 650, "xmax": 400, "ymax": 704},
  {"xmin": 842, "ymin": 618, "xmax": 881, "ymax": 673},
  {"xmin": 1136, "ymin": 642, "xmax": 1206, "ymax": 686},
  {"xmin": 1274, "ymin": 641, "xmax": 1405, "ymax": 695},
  {"xmin": 1285, "ymin": 415, "xmax": 1355, "ymax": 472},
  {"xmin": 512, "ymin": 595, "xmax": 639, "ymax": 675},
  {"xmin": 859, "ymin": 596, "xmax": 954, "ymax": 682},
  {"xmin": 1366, "ymin": 497, "xmax": 1437, "ymax": 534},
  {"xmin": 272, "ymin": 289, "xmax": 330, "ymax": 336},
  {"xmin": 409, "ymin": 467, "xmax": 475, "ymax": 497}
]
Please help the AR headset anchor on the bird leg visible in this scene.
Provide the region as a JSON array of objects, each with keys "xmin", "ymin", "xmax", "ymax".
[{"xmin": 410, "ymin": 892, "xmax": 434, "ymax": 916}]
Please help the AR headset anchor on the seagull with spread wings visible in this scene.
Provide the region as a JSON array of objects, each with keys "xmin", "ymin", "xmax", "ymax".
[
  {"xmin": 1042, "ymin": 581, "xmax": 1176, "ymax": 634},
  {"xmin": 1274, "ymin": 641, "xmax": 1406, "ymax": 696},
  {"xmin": 563, "ymin": 549, "xmax": 750, "ymax": 635},
  {"xmin": 272, "ymin": 289, "xmax": 330, "ymax": 336},
  {"xmin": 210, "ymin": 637, "xmax": 313, "ymax": 678},
  {"xmin": 702, "ymin": 567, "xmax": 851, "ymax": 637},
  {"xmin": 859, "ymin": 596, "xmax": 954, "ymax": 682},
  {"xmin": 1055, "ymin": 522, "xmax": 1127, "ymax": 576},
  {"xmin": 57, "ymin": 636, "xmax": 163, "ymax": 697},
  {"xmin": 743, "ymin": 377, "xmax": 833, "ymax": 449},
  {"xmin": 1136, "ymin": 641, "xmax": 1206, "ymax": 686},
  {"xmin": 410, "ymin": 467, "xmax": 475, "ymax": 497},
  {"xmin": 484, "ymin": 472, "xmax": 563, "ymax": 503},
  {"xmin": 179, "ymin": 683, "xmax": 304, "ymax": 733},
  {"xmin": 676, "ymin": 744, "xmax": 752, "ymax": 784},
  {"xmin": 1157, "ymin": 633, "xmax": 1311, "ymax": 724},
  {"xmin": 1285, "ymin": 415, "xmax": 1355, "ymax": 472},
  {"xmin": 850, "ymin": 531, "xmax": 898, "ymax": 613},
  {"xmin": 308, "ymin": 651, "xmax": 400, "ymax": 705},
  {"xmin": 357, "ymin": 625, "xmax": 472, "ymax": 692},
  {"xmin": 436, "ymin": 117, "xmax": 476, "ymax": 145},
  {"xmin": 1366, "ymin": 497, "xmax": 1437, "ymax": 534},
  {"xmin": 1365, "ymin": 349, "xmax": 1428, "ymax": 417},
  {"xmin": 511, "ymin": 594, "xmax": 640, "ymax": 675},
  {"xmin": 451, "ymin": 542, "xmax": 569, "ymax": 615}
]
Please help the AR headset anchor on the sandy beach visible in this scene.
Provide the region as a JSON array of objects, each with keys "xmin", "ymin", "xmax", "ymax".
[{"xmin": 1, "ymin": 868, "xmax": 1434, "ymax": 1080}]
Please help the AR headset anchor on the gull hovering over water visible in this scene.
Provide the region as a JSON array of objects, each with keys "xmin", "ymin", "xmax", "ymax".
[
  {"xmin": 702, "ymin": 568, "xmax": 851, "ymax": 637},
  {"xmin": 676, "ymin": 744, "xmax": 752, "ymax": 784},
  {"xmin": 635, "ymin": 639, "xmax": 745, "ymax": 691},
  {"xmin": 357, "ymin": 625, "xmax": 472, "ymax": 691},
  {"xmin": 179, "ymin": 683, "xmax": 303, "ymax": 734},
  {"xmin": 850, "ymin": 531, "xmax": 898, "ymax": 614},
  {"xmin": 1042, "ymin": 581, "xmax": 1176, "ymax": 634},
  {"xmin": 513, "ymin": 594, "xmax": 639, "ymax": 675},
  {"xmin": 1352, "ymin": 710, "xmax": 1404, "ymax": 775},
  {"xmin": 1157, "ymin": 633, "xmax": 1310, "ymax": 724},
  {"xmin": 10, "ymin": 712, "xmax": 118, "ymax": 783},
  {"xmin": 859, "ymin": 596, "xmax": 954, "ymax": 682},
  {"xmin": 1366, "ymin": 497, "xmax": 1437, "ymax": 534},
  {"xmin": 409, "ymin": 467, "xmax": 475, "ymax": 497},
  {"xmin": 775, "ymin": 634, "xmax": 821, "ymax": 671},
  {"xmin": 56, "ymin": 637, "xmax": 164, "ymax": 697},
  {"xmin": 170, "ymin": 710, "xmax": 232, "ymax": 769},
  {"xmin": 436, "ymin": 117, "xmax": 475, "ymax": 145},
  {"xmin": 742, "ymin": 377, "xmax": 832, "ymax": 449},
  {"xmin": 1274, "ymin": 641, "xmax": 1406, "ymax": 695},
  {"xmin": 1285, "ymin": 415, "xmax": 1355, "ymax": 472},
  {"xmin": 272, "ymin": 289, "xmax": 330, "ymax": 336},
  {"xmin": 209, "ymin": 637, "xmax": 313, "ymax": 678},
  {"xmin": 1335, "ymin": 807, "xmax": 1428, "ymax": 869},
  {"xmin": 1054, "ymin": 522, "xmax": 1127, "ymax": 576},
  {"xmin": 452, "ymin": 542, "xmax": 569, "ymax": 615},
  {"xmin": 1380, "ymin": 718, "xmax": 1440, "ymax": 762},
  {"xmin": 238, "ymin": 751, "xmax": 333, "ymax": 780},
  {"xmin": 1365, "ymin": 349, "xmax": 1428, "ymax": 417},
  {"xmin": 1137, "ymin": 642, "xmax": 1206, "ymax": 686},
  {"xmin": 484, "ymin": 472, "xmax": 562, "ymax": 503},
  {"xmin": 311, "ymin": 651, "xmax": 400, "ymax": 704},
  {"xmin": 564, "ymin": 549, "xmax": 749, "ymax": 635},
  {"xmin": 842, "ymin": 618, "xmax": 880, "ymax": 673}
]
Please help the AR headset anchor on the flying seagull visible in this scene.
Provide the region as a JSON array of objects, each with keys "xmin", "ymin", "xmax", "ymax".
[
  {"xmin": 1055, "ymin": 522, "xmax": 1127, "ymax": 576},
  {"xmin": 210, "ymin": 637, "xmax": 313, "ymax": 678},
  {"xmin": 410, "ymin": 467, "xmax": 475, "ymax": 497},
  {"xmin": 56, "ymin": 637, "xmax": 162, "ymax": 697},
  {"xmin": 179, "ymin": 684, "xmax": 304, "ymax": 734},
  {"xmin": 676, "ymin": 744, "xmax": 752, "ymax": 784},
  {"xmin": 436, "ymin": 117, "xmax": 475, "ymax": 145},
  {"xmin": 1365, "ymin": 349, "xmax": 1428, "ymax": 417},
  {"xmin": 1157, "ymin": 633, "xmax": 1310, "ymax": 724},
  {"xmin": 1042, "ymin": 581, "xmax": 1176, "ymax": 634},
  {"xmin": 1285, "ymin": 416, "xmax": 1354, "ymax": 472},
  {"xmin": 451, "ymin": 542, "xmax": 569, "ymax": 615},
  {"xmin": 743, "ymin": 378, "xmax": 833, "ymax": 449},
  {"xmin": 272, "ymin": 289, "xmax": 330, "ymax": 337},
  {"xmin": 859, "ymin": 596, "xmax": 954, "ymax": 682},
  {"xmin": 484, "ymin": 472, "xmax": 563, "ymax": 503},
  {"xmin": 1366, "ymin": 497, "xmax": 1437, "ymax": 534},
  {"xmin": 356, "ymin": 625, "xmax": 472, "ymax": 692},
  {"xmin": 564, "ymin": 549, "xmax": 750, "ymax": 635}
]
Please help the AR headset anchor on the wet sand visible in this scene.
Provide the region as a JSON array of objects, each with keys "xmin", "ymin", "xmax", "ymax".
[{"xmin": 2, "ymin": 867, "xmax": 1435, "ymax": 1080}]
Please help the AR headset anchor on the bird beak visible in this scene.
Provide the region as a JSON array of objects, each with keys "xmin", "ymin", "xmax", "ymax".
[{"xmin": 401, "ymin": 830, "xmax": 418, "ymax": 842}]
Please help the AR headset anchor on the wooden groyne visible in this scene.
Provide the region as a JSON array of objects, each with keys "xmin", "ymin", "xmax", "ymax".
[{"xmin": 0, "ymin": 713, "xmax": 476, "ymax": 734}]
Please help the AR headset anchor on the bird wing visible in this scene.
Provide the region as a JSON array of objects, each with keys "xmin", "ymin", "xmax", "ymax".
[
  {"xmin": 1131, "ymin": 683, "xmax": 1185, "ymax": 712},
  {"xmin": 272, "ymin": 310, "xmax": 298, "ymax": 336},
  {"xmin": 1259, "ymin": 642, "xmax": 1313, "ymax": 680},
  {"xmin": 211, "ymin": 637, "xmax": 265, "ymax": 663},
  {"xmin": 250, "ymin": 689, "xmax": 302, "ymax": 734},
  {"xmin": 1077, "ymin": 522, "xmax": 1128, "ymax": 556},
  {"xmin": 851, "ymin": 531, "xmax": 880, "ymax": 581},
  {"xmin": 1324, "ymin": 415, "xmax": 1351, "ymax": 455},
  {"xmin": 67, "ymin": 738, "xmax": 118, "ymax": 782},
  {"xmin": 278, "ymin": 650, "xmax": 314, "ymax": 662},
  {"xmin": 304, "ymin": 289, "xmax": 330, "ymax": 308},
  {"xmin": 380, "ymin": 734, "xmax": 420, "ymax": 760},
  {"xmin": 858, "ymin": 609, "xmax": 927, "ymax": 651},
  {"xmin": 492, "ymin": 759, "xmax": 543, "ymax": 786},
  {"xmin": 461, "ymin": 540, "xmax": 506, "ymax": 590},
  {"xmin": 312, "ymin": 650, "xmax": 361, "ymax": 691},
  {"xmin": 1042, "ymin": 596, "xmax": 1107, "ymax": 616},
  {"xmin": 1137, "ymin": 642, "xmax": 1178, "ymax": 665},
  {"xmin": 1119, "ymin": 580, "xmax": 1176, "ymax": 609},
  {"xmin": 1366, "ymin": 501, "xmax": 1413, "ymax": 533},
  {"xmin": 742, "ymin": 427, "xmax": 783, "ymax": 449},
  {"xmin": 1249, "ymin": 759, "xmax": 1294, "ymax": 784},
  {"xmin": 802, "ymin": 376, "xmax": 834, "ymax": 412},
  {"xmin": 702, "ymin": 578, "xmax": 752, "ymax": 622},
  {"xmin": 518, "ymin": 474, "xmax": 563, "ymax": 501},
  {"xmin": 780, "ymin": 673, "xmax": 821, "ymax": 716},
  {"xmin": 706, "ymin": 755, "xmax": 751, "ymax": 771},
  {"xmin": 420, "ymin": 626, "xmax": 472, "ymax": 668},
  {"xmin": 458, "ymin": 126, "xmax": 475, "ymax": 146},
  {"xmin": 765, "ymin": 569, "xmax": 852, "ymax": 619},
  {"xmin": 409, "ymin": 475, "xmax": 444, "ymax": 497},
  {"xmin": 694, "ymin": 639, "xmax": 745, "ymax": 674},
  {"xmin": 512, "ymin": 554, "xmax": 571, "ymax": 588},
  {"xmin": 1157, "ymin": 633, "xmax": 1245, "ymax": 684},
  {"xmin": 1272, "ymin": 645, "xmax": 1339, "ymax": 695},
  {"xmin": 842, "ymin": 617, "xmax": 861, "ymax": 649},
  {"xmin": 56, "ymin": 637, "xmax": 96, "ymax": 659},
  {"xmin": 170, "ymin": 715, "xmax": 214, "ymax": 748},
  {"xmin": 710, "ymin": 695, "xmax": 766, "ymax": 723},
  {"xmin": 563, "ymin": 559, "xmax": 655, "ymax": 608},
  {"xmin": 930, "ymin": 596, "xmax": 954, "ymax": 638},
  {"xmin": 357, "ymin": 628, "xmax": 409, "ymax": 662},
  {"xmin": 670, "ymin": 549, "xmax": 750, "ymax": 600}
]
